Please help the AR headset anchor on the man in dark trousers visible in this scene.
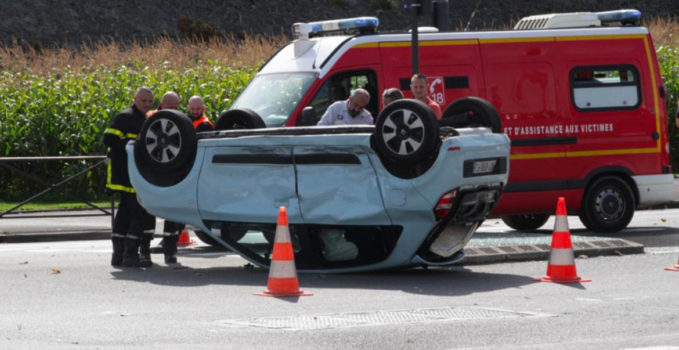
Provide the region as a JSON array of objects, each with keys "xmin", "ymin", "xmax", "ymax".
[
  {"xmin": 103, "ymin": 87, "xmax": 155, "ymax": 268},
  {"xmin": 161, "ymin": 95, "xmax": 215, "ymax": 264}
]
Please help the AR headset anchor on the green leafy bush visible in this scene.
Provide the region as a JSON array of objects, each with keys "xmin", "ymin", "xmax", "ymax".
[{"xmin": 658, "ymin": 46, "xmax": 679, "ymax": 171}]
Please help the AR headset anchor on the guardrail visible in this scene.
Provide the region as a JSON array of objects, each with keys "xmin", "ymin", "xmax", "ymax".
[{"xmin": 0, "ymin": 156, "xmax": 114, "ymax": 226}]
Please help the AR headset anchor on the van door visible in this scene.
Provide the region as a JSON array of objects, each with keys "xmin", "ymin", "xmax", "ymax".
[
  {"xmin": 480, "ymin": 39, "xmax": 566, "ymax": 213},
  {"xmin": 564, "ymin": 63, "xmax": 653, "ymax": 176},
  {"xmin": 379, "ymin": 39, "xmax": 484, "ymax": 110}
]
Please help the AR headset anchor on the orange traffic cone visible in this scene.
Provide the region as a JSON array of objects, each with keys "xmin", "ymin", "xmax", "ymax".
[
  {"xmin": 176, "ymin": 230, "xmax": 194, "ymax": 247},
  {"xmin": 665, "ymin": 257, "xmax": 679, "ymax": 271},
  {"xmin": 255, "ymin": 207, "xmax": 312, "ymax": 297},
  {"xmin": 533, "ymin": 197, "xmax": 591, "ymax": 283}
]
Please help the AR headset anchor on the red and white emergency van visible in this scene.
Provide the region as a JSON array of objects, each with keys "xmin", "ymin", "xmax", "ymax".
[{"xmin": 223, "ymin": 10, "xmax": 673, "ymax": 233}]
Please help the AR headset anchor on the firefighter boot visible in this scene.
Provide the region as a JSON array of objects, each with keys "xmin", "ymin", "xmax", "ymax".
[
  {"xmin": 139, "ymin": 234, "xmax": 153, "ymax": 268},
  {"xmin": 121, "ymin": 236, "xmax": 140, "ymax": 268},
  {"xmin": 111, "ymin": 236, "xmax": 125, "ymax": 267},
  {"xmin": 163, "ymin": 234, "xmax": 179, "ymax": 264}
]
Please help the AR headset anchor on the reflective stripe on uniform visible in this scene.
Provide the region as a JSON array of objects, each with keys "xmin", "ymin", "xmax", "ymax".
[
  {"xmin": 104, "ymin": 127, "xmax": 136, "ymax": 140},
  {"xmin": 106, "ymin": 161, "xmax": 135, "ymax": 193},
  {"xmin": 104, "ymin": 127, "xmax": 125, "ymax": 138},
  {"xmin": 127, "ymin": 234, "xmax": 140, "ymax": 240},
  {"xmin": 106, "ymin": 183, "xmax": 135, "ymax": 193},
  {"xmin": 192, "ymin": 115, "xmax": 214, "ymax": 129},
  {"xmin": 111, "ymin": 233, "xmax": 126, "ymax": 238}
]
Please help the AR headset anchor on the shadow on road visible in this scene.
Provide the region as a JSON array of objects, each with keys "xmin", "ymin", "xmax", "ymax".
[{"xmin": 110, "ymin": 264, "xmax": 540, "ymax": 297}]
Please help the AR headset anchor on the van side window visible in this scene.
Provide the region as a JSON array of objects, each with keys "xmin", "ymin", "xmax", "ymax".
[
  {"xmin": 305, "ymin": 70, "xmax": 378, "ymax": 125},
  {"xmin": 570, "ymin": 65, "xmax": 641, "ymax": 111}
]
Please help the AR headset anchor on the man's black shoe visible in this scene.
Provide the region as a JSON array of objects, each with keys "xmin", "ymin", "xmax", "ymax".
[
  {"xmin": 140, "ymin": 254, "xmax": 153, "ymax": 268},
  {"xmin": 164, "ymin": 254, "xmax": 177, "ymax": 264},
  {"xmin": 121, "ymin": 255, "xmax": 140, "ymax": 268}
]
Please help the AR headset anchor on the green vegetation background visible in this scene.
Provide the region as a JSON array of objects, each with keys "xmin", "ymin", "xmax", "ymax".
[
  {"xmin": 0, "ymin": 60, "xmax": 257, "ymax": 202},
  {"xmin": 0, "ymin": 31, "xmax": 678, "ymax": 205}
]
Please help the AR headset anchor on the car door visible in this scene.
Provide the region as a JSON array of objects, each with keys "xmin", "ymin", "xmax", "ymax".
[
  {"xmin": 197, "ymin": 144, "xmax": 301, "ymax": 224},
  {"xmin": 294, "ymin": 142, "xmax": 391, "ymax": 225}
]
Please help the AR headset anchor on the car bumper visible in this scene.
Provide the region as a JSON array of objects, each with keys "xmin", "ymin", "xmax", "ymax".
[
  {"xmin": 414, "ymin": 185, "xmax": 502, "ymax": 265},
  {"xmin": 632, "ymin": 173, "xmax": 674, "ymax": 208}
]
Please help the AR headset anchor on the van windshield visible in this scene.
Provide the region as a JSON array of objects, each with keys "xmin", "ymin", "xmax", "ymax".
[{"xmin": 230, "ymin": 72, "xmax": 317, "ymax": 127}]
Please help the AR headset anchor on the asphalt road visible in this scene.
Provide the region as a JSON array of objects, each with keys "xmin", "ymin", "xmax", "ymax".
[{"xmin": 1, "ymin": 237, "xmax": 679, "ymax": 349}]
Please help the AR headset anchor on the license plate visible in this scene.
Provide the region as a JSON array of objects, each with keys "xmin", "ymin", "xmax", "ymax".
[{"xmin": 472, "ymin": 160, "xmax": 497, "ymax": 174}]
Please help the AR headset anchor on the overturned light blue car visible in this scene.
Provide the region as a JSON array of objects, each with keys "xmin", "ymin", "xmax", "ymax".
[{"xmin": 127, "ymin": 99, "xmax": 510, "ymax": 273}]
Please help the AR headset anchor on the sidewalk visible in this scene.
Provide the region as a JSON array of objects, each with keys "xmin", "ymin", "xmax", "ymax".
[{"xmin": 1, "ymin": 177, "xmax": 677, "ymax": 263}]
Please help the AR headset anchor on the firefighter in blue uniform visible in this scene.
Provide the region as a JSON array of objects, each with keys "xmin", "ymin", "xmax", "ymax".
[{"xmin": 103, "ymin": 87, "xmax": 155, "ymax": 268}]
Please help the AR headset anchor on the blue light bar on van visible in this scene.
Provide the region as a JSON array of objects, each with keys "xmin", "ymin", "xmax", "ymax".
[
  {"xmin": 308, "ymin": 17, "xmax": 379, "ymax": 35},
  {"xmin": 596, "ymin": 9, "xmax": 641, "ymax": 25}
]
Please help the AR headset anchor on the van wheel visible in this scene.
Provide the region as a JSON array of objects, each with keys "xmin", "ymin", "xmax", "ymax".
[
  {"xmin": 194, "ymin": 226, "xmax": 248, "ymax": 248},
  {"xmin": 216, "ymin": 108, "xmax": 266, "ymax": 130},
  {"xmin": 374, "ymin": 99, "xmax": 439, "ymax": 165},
  {"xmin": 440, "ymin": 97, "xmax": 501, "ymax": 133},
  {"xmin": 134, "ymin": 110, "xmax": 197, "ymax": 187},
  {"xmin": 502, "ymin": 214, "xmax": 550, "ymax": 231},
  {"xmin": 578, "ymin": 177, "xmax": 635, "ymax": 233}
]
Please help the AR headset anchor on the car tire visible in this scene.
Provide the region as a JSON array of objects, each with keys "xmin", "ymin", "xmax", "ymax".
[
  {"xmin": 134, "ymin": 110, "xmax": 197, "ymax": 187},
  {"xmin": 440, "ymin": 97, "xmax": 501, "ymax": 133},
  {"xmin": 578, "ymin": 176, "xmax": 635, "ymax": 233},
  {"xmin": 502, "ymin": 214, "xmax": 550, "ymax": 231},
  {"xmin": 373, "ymin": 99, "xmax": 439, "ymax": 166},
  {"xmin": 194, "ymin": 226, "xmax": 248, "ymax": 248},
  {"xmin": 215, "ymin": 108, "xmax": 266, "ymax": 130}
]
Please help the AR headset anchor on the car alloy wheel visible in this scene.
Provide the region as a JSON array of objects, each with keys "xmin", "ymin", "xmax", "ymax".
[
  {"xmin": 145, "ymin": 118, "xmax": 182, "ymax": 164},
  {"xmin": 381, "ymin": 108, "xmax": 426, "ymax": 156}
]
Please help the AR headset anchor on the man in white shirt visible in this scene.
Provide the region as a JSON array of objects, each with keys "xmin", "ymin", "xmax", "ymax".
[
  {"xmin": 317, "ymin": 88, "xmax": 373, "ymax": 125},
  {"xmin": 314, "ymin": 88, "xmax": 372, "ymax": 261}
]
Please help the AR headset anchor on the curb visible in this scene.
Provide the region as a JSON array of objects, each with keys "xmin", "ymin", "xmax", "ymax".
[
  {"xmin": 460, "ymin": 238, "xmax": 644, "ymax": 265},
  {"xmin": 0, "ymin": 229, "xmax": 647, "ymax": 266},
  {"xmin": 0, "ymin": 230, "xmax": 110, "ymax": 243}
]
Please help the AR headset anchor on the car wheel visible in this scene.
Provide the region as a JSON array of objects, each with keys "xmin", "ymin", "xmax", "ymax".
[
  {"xmin": 440, "ymin": 97, "xmax": 501, "ymax": 133},
  {"xmin": 502, "ymin": 214, "xmax": 550, "ymax": 231},
  {"xmin": 215, "ymin": 108, "xmax": 266, "ymax": 130},
  {"xmin": 578, "ymin": 176, "xmax": 635, "ymax": 233},
  {"xmin": 373, "ymin": 99, "xmax": 439, "ymax": 165},
  {"xmin": 134, "ymin": 110, "xmax": 196, "ymax": 187},
  {"xmin": 194, "ymin": 226, "xmax": 248, "ymax": 248}
]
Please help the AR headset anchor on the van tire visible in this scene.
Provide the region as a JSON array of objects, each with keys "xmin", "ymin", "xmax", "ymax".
[
  {"xmin": 578, "ymin": 177, "xmax": 635, "ymax": 233},
  {"xmin": 502, "ymin": 214, "xmax": 550, "ymax": 231},
  {"xmin": 134, "ymin": 110, "xmax": 197, "ymax": 187},
  {"xmin": 374, "ymin": 99, "xmax": 439, "ymax": 166},
  {"xmin": 216, "ymin": 108, "xmax": 266, "ymax": 130},
  {"xmin": 440, "ymin": 97, "xmax": 501, "ymax": 133}
]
